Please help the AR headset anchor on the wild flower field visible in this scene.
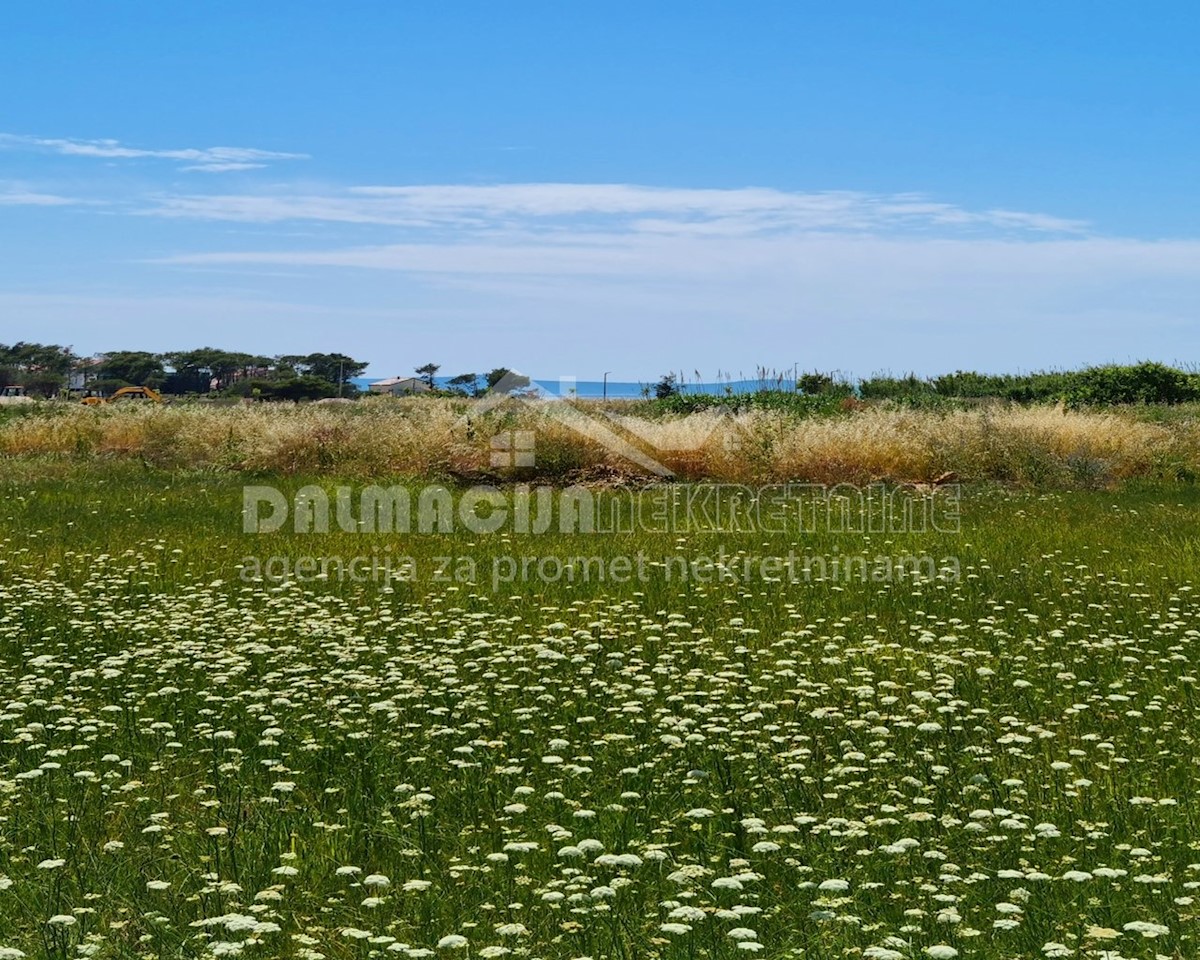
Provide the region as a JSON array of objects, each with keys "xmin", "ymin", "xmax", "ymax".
[{"xmin": 1, "ymin": 463, "xmax": 1198, "ymax": 959}]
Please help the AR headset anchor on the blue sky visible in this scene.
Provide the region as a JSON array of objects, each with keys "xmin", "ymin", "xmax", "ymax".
[{"xmin": 2, "ymin": 1, "xmax": 1198, "ymax": 380}]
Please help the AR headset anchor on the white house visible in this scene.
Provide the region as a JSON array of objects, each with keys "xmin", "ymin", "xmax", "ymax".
[
  {"xmin": 369, "ymin": 376, "xmax": 432, "ymax": 396},
  {"xmin": 68, "ymin": 357, "xmax": 105, "ymax": 392}
]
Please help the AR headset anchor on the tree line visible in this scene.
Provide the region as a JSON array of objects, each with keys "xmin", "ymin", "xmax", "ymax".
[
  {"xmin": 6, "ymin": 343, "xmax": 1195, "ymax": 408},
  {"xmin": 411, "ymin": 364, "xmax": 531, "ymax": 396},
  {"xmin": 0, "ymin": 343, "xmax": 371, "ymax": 400},
  {"xmin": 0, "ymin": 343, "xmax": 542, "ymax": 401}
]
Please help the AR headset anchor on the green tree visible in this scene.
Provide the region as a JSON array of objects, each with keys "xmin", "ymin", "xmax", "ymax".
[
  {"xmin": 446, "ymin": 372, "xmax": 482, "ymax": 396},
  {"xmin": 163, "ymin": 348, "xmax": 234, "ymax": 393},
  {"xmin": 415, "ymin": 362, "xmax": 440, "ymax": 389},
  {"xmin": 272, "ymin": 376, "xmax": 339, "ymax": 401},
  {"xmin": 0, "ymin": 342, "xmax": 74, "ymax": 377},
  {"xmin": 485, "ymin": 368, "xmax": 531, "ymax": 392},
  {"xmin": 96, "ymin": 351, "xmax": 166, "ymax": 387},
  {"xmin": 299, "ymin": 353, "xmax": 369, "ymax": 387},
  {"xmin": 161, "ymin": 349, "xmax": 276, "ymax": 393},
  {"xmin": 23, "ymin": 372, "xmax": 67, "ymax": 398}
]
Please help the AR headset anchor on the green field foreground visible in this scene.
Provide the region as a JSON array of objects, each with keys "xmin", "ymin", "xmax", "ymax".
[{"xmin": 1, "ymin": 463, "xmax": 1199, "ymax": 958}]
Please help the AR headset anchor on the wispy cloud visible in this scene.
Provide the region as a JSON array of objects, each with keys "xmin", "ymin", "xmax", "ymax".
[
  {"xmin": 4, "ymin": 170, "xmax": 1195, "ymax": 375},
  {"xmin": 0, "ymin": 185, "xmax": 77, "ymax": 206},
  {"xmin": 0, "ymin": 133, "xmax": 307, "ymax": 172},
  {"xmin": 138, "ymin": 179, "xmax": 1200, "ymax": 376},
  {"xmin": 140, "ymin": 182, "xmax": 1091, "ymax": 241},
  {"xmin": 155, "ymin": 233, "xmax": 1200, "ymax": 283}
]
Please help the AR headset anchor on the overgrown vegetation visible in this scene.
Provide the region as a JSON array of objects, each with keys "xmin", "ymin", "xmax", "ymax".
[
  {"xmin": 855, "ymin": 362, "xmax": 1200, "ymax": 407},
  {"xmin": 2, "ymin": 398, "xmax": 1198, "ymax": 486}
]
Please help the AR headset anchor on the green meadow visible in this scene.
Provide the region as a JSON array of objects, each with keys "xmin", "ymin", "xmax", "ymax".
[{"xmin": 1, "ymin": 461, "xmax": 1198, "ymax": 959}]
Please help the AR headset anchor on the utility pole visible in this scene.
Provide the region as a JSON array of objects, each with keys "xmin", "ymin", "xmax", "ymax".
[
  {"xmin": 603, "ymin": 371, "xmax": 612, "ymax": 400},
  {"xmin": 339, "ymin": 358, "xmax": 345, "ymax": 397}
]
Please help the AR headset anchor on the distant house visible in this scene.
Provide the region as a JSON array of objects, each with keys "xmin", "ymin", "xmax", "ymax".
[
  {"xmin": 68, "ymin": 357, "xmax": 104, "ymax": 392},
  {"xmin": 369, "ymin": 376, "xmax": 432, "ymax": 396}
]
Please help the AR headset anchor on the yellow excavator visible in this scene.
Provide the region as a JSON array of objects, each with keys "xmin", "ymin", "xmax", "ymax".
[{"xmin": 81, "ymin": 386, "xmax": 164, "ymax": 406}]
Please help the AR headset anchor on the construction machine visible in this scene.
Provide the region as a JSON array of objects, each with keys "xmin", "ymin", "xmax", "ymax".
[
  {"xmin": 0, "ymin": 385, "xmax": 32, "ymax": 405},
  {"xmin": 81, "ymin": 386, "xmax": 164, "ymax": 405}
]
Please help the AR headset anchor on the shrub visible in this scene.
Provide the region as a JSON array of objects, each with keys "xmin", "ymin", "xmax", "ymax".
[
  {"xmin": 858, "ymin": 373, "xmax": 935, "ymax": 401},
  {"xmin": 654, "ymin": 373, "xmax": 680, "ymax": 399},
  {"xmin": 796, "ymin": 371, "xmax": 839, "ymax": 395},
  {"xmin": 931, "ymin": 370, "xmax": 1073, "ymax": 403},
  {"xmin": 1063, "ymin": 362, "xmax": 1198, "ymax": 407},
  {"xmin": 224, "ymin": 376, "xmax": 341, "ymax": 401}
]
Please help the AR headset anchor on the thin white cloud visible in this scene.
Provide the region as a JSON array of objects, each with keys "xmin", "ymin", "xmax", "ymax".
[
  {"xmin": 3, "ymin": 176, "xmax": 1192, "ymax": 375},
  {"xmin": 53, "ymin": 233, "xmax": 1200, "ymax": 377},
  {"xmin": 141, "ymin": 182, "xmax": 1091, "ymax": 235},
  {"xmin": 0, "ymin": 187, "xmax": 76, "ymax": 206},
  {"xmin": 155, "ymin": 234, "xmax": 1200, "ymax": 281},
  {"xmin": 0, "ymin": 133, "xmax": 307, "ymax": 172},
  {"xmin": 178, "ymin": 162, "xmax": 275, "ymax": 173},
  {"xmin": 147, "ymin": 192, "xmax": 438, "ymax": 226},
  {"xmin": 144, "ymin": 205, "xmax": 1200, "ymax": 374}
]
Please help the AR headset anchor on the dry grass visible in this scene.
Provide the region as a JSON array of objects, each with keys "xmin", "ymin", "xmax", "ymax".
[{"xmin": 2, "ymin": 397, "xmax": 1196, "ymax": 486}]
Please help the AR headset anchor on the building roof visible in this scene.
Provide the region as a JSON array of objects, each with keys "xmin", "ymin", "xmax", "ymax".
[{"xmin": 371, "ymin": 376, "xmax": 424, "ymax": 387}]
